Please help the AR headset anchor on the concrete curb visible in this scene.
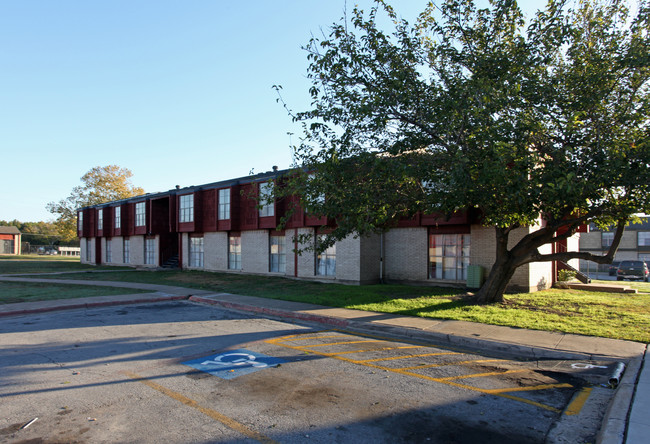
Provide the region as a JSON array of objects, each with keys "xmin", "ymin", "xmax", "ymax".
[{"xmin": 597, "ymin": 350, "xmax": 645, "ymax": 444}]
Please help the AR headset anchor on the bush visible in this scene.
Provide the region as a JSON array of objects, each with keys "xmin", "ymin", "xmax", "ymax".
[{"xmin": 558, "ymin": 269, "xmax": 577, "ymax": 282}]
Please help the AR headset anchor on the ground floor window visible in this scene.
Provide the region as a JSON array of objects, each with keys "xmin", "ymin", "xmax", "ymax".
[
  {"xmin": 429, "ymin": 234, "xmax": 470, "ymax": 281},
  {"xmin": 229, "ymin": 234, "xmax": 241, "ymax": 270},
  {"xmin": 270, "ymin": 235, "xmax": 286, "ymax": 273},
  {"xmin": 316, "ymin": 235, "xmax": 336, "ymax": 276},
  {"xmin": 86, "ymin": 239, "xmax": 91, "ymax": 262},
  {"xmin": 145, "ymin": 238, "xmax": 155, "ymax": 265},
  {"xmin": 105, "ymin": 239, "xmax": 112, "ymax": 263},
  {"xmin": 189, "ymin": 236, "xmax": 204, "ymax": 268},
  {"xmin": 123, "ymin": 238, "xmax": 130, "ymax": 264}
]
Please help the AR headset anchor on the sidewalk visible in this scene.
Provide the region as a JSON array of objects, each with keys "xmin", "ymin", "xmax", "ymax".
[{"xmin": 0, "ymin": 276, "xmax": 647, "ymax": 444}]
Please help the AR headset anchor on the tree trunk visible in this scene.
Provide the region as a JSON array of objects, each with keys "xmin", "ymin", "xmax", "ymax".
[{"xmin": 474, "ymin": 256, "xmax": 518, "ymax": 304}]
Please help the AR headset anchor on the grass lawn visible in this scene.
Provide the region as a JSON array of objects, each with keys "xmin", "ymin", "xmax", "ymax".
[
  {"xmin": 0, "ymin": 281, "xmax": 153, "ymax": 305},
  {"xmin": 0, "ymin": 254, "xmax": 131, "ymax": 274},
  {"xmin": 2, "ymin": 258, "xmax": 648, "ymax": 343}
]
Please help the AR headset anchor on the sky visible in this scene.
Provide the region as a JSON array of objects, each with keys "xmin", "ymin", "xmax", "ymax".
[{"xmin": 1, "ymin": 0, "xmax": 547, "ymax": 222}]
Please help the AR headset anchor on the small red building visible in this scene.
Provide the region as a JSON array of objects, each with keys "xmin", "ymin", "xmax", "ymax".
[{"xmin": 0, "ymin": 226, "xmax": 21, "ymax": 255}]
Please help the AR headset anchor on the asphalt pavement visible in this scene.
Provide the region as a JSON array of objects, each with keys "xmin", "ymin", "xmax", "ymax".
[{"xmin": 0, "ymin": 275, "xmax": 647, "ymax": 444}]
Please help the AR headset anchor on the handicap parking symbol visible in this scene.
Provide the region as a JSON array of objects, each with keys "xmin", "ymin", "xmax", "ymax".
[{"xmin": 183, "ymin": 349, "xmax": 286, "ymax": 380}]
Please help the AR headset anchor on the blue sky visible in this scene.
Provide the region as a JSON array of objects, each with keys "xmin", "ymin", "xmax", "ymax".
[{"xmin": 1, "ymin": 0, "xmax": 546, "ymax": 222}]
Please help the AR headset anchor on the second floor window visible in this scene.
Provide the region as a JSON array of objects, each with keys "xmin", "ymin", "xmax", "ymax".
[
  {"xmin": 78, "ymin": 212, "xmax": 83, "ymax": 231},
  {"xmin": 218, "ymin": 188, "xmax": 230, "ymax": 220},
  {"xmin": 259, "ymin": 182, "xmax": 274, "ymax": 217},
  {"xmin": 97, "ymin": 210, "xmax": 103, "ymax": 230},
  {"xmin": 135, "ymin": 202, "xmax": 146, "ymax": 227},
  {"xmin": 602, "ymin": 232, "xmax": 614, "ymax": 248},
  {"xmin": 179, "ymin": 194, "xmax": 194, "ymax": 223},
  {"xmin": 639, "ymin": 232, "xmax": 650, "ymax": 247},
  {"xmin": 114, "ymin": 206, "xmax": 121, "ymax": 229}
]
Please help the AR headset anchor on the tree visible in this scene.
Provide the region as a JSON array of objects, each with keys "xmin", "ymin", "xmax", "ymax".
[
  {"xmin": 47, "ymin": 165, "xmax": 145, "ymax": 242},
  {"xmin": 278, "ymin": 0, "xmax": 650, "ymax": 303}
]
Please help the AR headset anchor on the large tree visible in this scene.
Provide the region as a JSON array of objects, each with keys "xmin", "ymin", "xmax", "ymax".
[
  {"xmin": 279, "ymin": 0, "xmax": 650, "ymax": 302},
  {"xmin": 47, "ymin": 165, "xmax": 145, "ymax": 242}
]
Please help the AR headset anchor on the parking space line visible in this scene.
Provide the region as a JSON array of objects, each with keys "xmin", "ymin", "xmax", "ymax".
[
  {"xmin": 266, "ymin": 333, "xmax": 571, "ymax": 414},
  {"xmin": 301, "ymin": 340, "xmax": 383, "ymax": 347},
  {"xmin": 436, "ymin": 369, "xmax": 525, "ymax": 380},
  {"xmin": 356, "ymin": 352, "xmax": 461, "ymax": 363},
  {"xmin": 332, "ymin": 345, "xmax": 422, "ymax": 355},
  {"xmin": 122, "ymin": 371, "xmax": 279, "ymax": 444},
  {"xmin": 397, "ymin": 359, "xmax": 503, "ymax": 371},
  {"xmin": 564, "ymin": 387, "xmax": 593, "ymax": 416}
]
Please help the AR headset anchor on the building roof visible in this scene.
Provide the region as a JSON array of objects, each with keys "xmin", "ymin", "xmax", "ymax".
[{"xmin": 0, "ymin": 226, "xmax": 21, "ymax": 235}]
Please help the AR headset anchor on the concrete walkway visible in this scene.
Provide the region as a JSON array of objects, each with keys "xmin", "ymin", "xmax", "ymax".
[{"xmin": 0, "ymin": 275, "xmax": 647, "ymax": 444}]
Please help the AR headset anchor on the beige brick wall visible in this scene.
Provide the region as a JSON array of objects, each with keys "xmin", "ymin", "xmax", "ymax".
[
  {"xmin": 130, "ymin": 236, "xmax": 145, "ymax": 267},
  {"xmin": 336, "ymin": 234, "xmax": 360, "ymax": 282},
  {"xmin": 296, "ymin": 228, "xmax": 317, "ymax": 278},
  {"xmin": 242, "ymin": 230, "xmax": 269, "ymax": 273},
  {"xmin": 104, "ymin": 237, "xmax": 125, "ymax": 266},
  {"xmin": 384, "ymin": 228, "xmax": 428, "ymax": 282},
  {"xmin": 579, "ymin": 231, "xmax": 602, "ymax": 251},
  {"xmin": 359, "ymin": 234, "xmax": 381, "ymax": 283},
  {"xmin": 180, "ymin": 233, "xmax": 189, "ymax": 268},
  {"xmin": 205, "ymin": 232, "xmax": 228, "ymax": 271},
  {"xmin": 80, "ymin": 238, "xmax": 95, "ymax": 264}
]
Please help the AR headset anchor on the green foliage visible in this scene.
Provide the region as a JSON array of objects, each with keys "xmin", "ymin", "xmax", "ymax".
[
  {"xmin": 46, "ymin": 165, "xmax": 145, "ymax": 242},
  {"xmin": 557, "ymin": 269, "xmax": 577, "ymax": 282},
  {"xmin": 0, "ymin": 219, "xmax": 71, "ymax": 246},
  {"xmin": 276, "ymin": 0, "xmax": 650, "ymax": 300}
]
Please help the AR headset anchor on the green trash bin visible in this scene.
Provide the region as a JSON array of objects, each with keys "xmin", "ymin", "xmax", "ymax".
[{"xmin": 466, "ymin": 265, "xmax": 484, "ymax": 289}]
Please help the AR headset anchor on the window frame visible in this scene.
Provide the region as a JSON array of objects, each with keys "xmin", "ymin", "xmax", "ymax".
[
  {"xmin": 258, "ymin": 182, "xmax": 274, "ymax": 218},
  {"xmin": 105, "ymin": 238, "xmax": 112, "ymax": 263},
  {"xmin": 428, "ymin": 233, "xmax": 470, "ymax": 281},
  {"xmin": 218, "ymin": 188, "xmax": 230, "ymax": 220},
  {"xmin": 316, "ymin": 235, "xmax": 336, "ymax": 276},
  {"xmin": 602, "ymin": 232, "xmax": 615, "ymax": 248},
  {"xmin": 189, "ymin": 236, "xmax": 204, "ymax": 268},
  {"xmin": 269, "ymin": 234, "xmax": 286, "ymax": 273},
  {"xmin": 78, "ymin": 212, "xmax": 83, "ymax": 231},
  {"xmin": 135, "ymin": 202, "xmax": 146, "ymax": 227},
  {"xmin": 97, "ymin": 209, "xmax": 103, "ymax": 230},
  {"xmin": 123, "ymin": 238, "xmax": 130, "ymax": 264},
  {"xmin": 144, "ymin": 238, "xmax": 155, "ymax": 265},
  {"xmin": 179, "ymin": 194, "xmax": 194, "ymax": 223},
  {"xmin": 114, "ymin": 206, "xmax": 121, "ymax": 229},
  {"xmin": 228, "ymin": 234, "xmax": 241, "ymax": 270},
  {"xmin": 638, "ymin": 232, "xmax": 650, "ymax": 247}
]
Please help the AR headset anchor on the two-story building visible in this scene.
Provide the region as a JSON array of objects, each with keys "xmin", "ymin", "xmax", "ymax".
[{"xmin": 78, "ymin": 168, "xmax": 577, "ymax": 292}]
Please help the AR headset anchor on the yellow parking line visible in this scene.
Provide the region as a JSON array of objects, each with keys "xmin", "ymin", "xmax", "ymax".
[
  {"xmin": 275, "ymin": 334, "xmax": 351, "ymax": 342},
  {"xmin": 397, "ymin": 359, "xmax": 503, "ymax": 371},
  {"xmin": 333, "ymin": 345, "xmax": 422, "ymax": 356},
  {"xmin": 356, "ymin": 352, "xmax": 460, "ymax": 363},
  {"xmin": 486, "ymin": 383, "xmax": 574, "ymax": 394},
  {"xmin": 436, "ymin": 369, "xmax": 525, "ymax": 381},
  {"xmin": 301, "ymin": 340, "xmax": 382, "ymax": 347},
  {"xmin": 564, "ymin": 387, "xmax": 592, "ymax": 416},
  {"xmin": 122, "ymin": 371, "xmax": 279, "ymax": 444}
]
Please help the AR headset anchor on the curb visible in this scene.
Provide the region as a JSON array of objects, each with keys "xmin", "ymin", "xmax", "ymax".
[
  {"xmin": 597, "ymin": 351, "xmax": 645, "ymax": 444},
  {"xmin": 188, "ymin": 295, "xmax": 616, "ymax": 362},
  {"xmin": 0, "ymin": 295, "xmax": 191, "ymax": 318}
]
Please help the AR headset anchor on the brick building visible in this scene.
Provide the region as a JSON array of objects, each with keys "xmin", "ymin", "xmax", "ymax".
[
  {"xmin": 78, "ymin": 168, "xmax": 577, "ymax": 292},
  {"xmin": 0, "ymin": 226, "xmax": 21, "ymax": 255}
]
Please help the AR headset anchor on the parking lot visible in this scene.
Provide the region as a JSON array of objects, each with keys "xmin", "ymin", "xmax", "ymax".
[{"xmin": 0, "ymin": 301, "xmax": 616, "ymax": 443}]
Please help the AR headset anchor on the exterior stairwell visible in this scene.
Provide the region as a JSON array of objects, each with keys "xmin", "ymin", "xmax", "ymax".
[
  {"xmin": 162, "ymin": 254, "xmax": 179, "ymax": 269},
  {"xmin": 558, "ymin": 261, "xmax": 591, "ymax": 284}
]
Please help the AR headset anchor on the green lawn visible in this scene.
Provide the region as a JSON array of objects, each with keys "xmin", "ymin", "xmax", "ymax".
[
  {"xmin": 1, "ymin": 258, "xmax": 648, "ymax": 343},
  {"xmin": 0, "ymin": 254, "xmax": 131, "ymax": 274},
  {"xmin": 0, "ymin": 281, "xmax": 152, "ymax": 304}
]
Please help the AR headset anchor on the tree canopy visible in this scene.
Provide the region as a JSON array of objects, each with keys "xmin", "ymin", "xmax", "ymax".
[
  {"xmin": 279, "ymin": 0, "xmax": 650, "ymax": 302},
  {"xmin": 47, "ymin": 165, "xmax": 145, "ymax": 242}
]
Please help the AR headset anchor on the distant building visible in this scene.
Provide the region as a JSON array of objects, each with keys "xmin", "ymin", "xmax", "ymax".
[
  {"xmin": 579, "ymin": 218, "xmax": 650, "ymax": 272},
  {"xmin": 77, "ymin": 168, "xmax": 579, "ymax": 292},
  {"xmin": 0, "ymin": 226, "xmax": 21, "ymax": 255}
]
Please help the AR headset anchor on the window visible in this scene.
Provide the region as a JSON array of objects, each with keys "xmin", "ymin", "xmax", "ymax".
[
  {"xmin": 270, "ymin": 235, "xmax": 286, "ymax": 273},
  {"xmin": 602, "ymin": 232, "xmax": 614, "ymax": 248},
  {"xmin": 316, "ymin": 235, "xmax": 336, "ymax": 276},
  {"xmin": 114, "ymin": 207, "xmax": 121, "ymax": 229},
  {"xmin": 259, "ymin": 182, "xmax": 274, "ymax": 217},
  {"xmin": 145, "ymin": 238, "xmax": 155, "ymax": 265},
  {"xmin": 189, "ymin": 236, "xmax": 204, "ymax": 268},
  {"xmin": 179, "ymin": 194, "xmax": 194, "ymax": 223},
  {"xmin": 135, "ymin": 202, "xmax": 146, "ymax": 227},
  {"xmin": 123, "ymin": 238, "xmax": 130, "ymax": 264},
  {"xmin": 429, "ymin": 234, "xmax": 470, "ymax": 281},
  {"xmin": 97, "ymin": 209, "xmax": 103, "ymax": 230},
  {"xmin": 218, "ymin": 188, "xmax": 230, "ymax": 220},
  {"xmin": 105, "ymin": 239, "xmax": 112, "ymax": 263},
  {"xmin": 638, "ymin": 232, "xmax": 650, "ymax": 247},
  {"xmin": 229, "ymin": 234, "xmax": 241, "ymax": 270},
  {"xmin": 78, "ymin": 212, "xmax": 83, "ymax": 231}
]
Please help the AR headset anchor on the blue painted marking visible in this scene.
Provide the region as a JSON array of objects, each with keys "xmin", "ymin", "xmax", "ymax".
[{"xmin": 182, "ymin": 349, "xmax": 286, "ymax": 380}]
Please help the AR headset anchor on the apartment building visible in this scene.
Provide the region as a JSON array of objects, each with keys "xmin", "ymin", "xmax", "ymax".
[
  {"xmin": 579, "ymin": 218, "xmax": 650, "ymax": 272},
  {"xmin": 78, "ymin": 169, "xmax": 573, "ymax": 292}
]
